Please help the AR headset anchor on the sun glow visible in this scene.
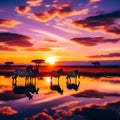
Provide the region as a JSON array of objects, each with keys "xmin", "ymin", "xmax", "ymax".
[{"xmin": 45, "ymin": 56, "xmax": 57, "ymax": 64}]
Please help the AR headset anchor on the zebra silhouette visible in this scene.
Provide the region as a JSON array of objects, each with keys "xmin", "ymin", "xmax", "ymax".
[
  {"xmin": 66, "ymin": 70, "xmax": 80, "ymax": 81},
  {"xmin": 12, "ymin": 65, "xmax": 33, "ymax": 81},
  {"xmin": 51, "ymin": 68, "xmax": 64, "ymax": 81}
]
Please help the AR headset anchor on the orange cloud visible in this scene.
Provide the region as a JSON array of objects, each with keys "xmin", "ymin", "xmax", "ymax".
[
  {"xmin": 90, "ymin": 0, "xmax": 101, "ymax": 3},
  {"xmin": 0, "ymin": 46, "xmax": 16, "ymax": 51},
  {"xmin": 42, "ymin": 39, "xmax": 57, "ymax": 43},
  {"xmin": 0, "ymin": 106, "xmax": 18, "ymax": 115},
  {"xmin": 26, "ymin": 47, "xmax": 52, "ymax": 51},
  {"xmin": 0, "ymin": 19, "xmax": 20, "ymax": 27},
  {"xmin": 30, "ymin": 112, "xmax": 53, "ymax": 120},
  {"xmin": 15, "ymin": 6, "xmax": 31, "ymax": 14},
  {"xmin": 27, "ymin": 0, "xmax": 43, "ymax": 6}
]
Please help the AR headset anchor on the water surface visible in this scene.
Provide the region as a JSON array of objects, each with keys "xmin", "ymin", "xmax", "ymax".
[{"xmin": 0, "ymin": 75, "xmax": 120, "ymax": 120}]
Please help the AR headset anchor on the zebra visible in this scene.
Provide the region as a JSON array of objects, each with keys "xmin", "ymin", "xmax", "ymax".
[
  {"xmin": 12, "ymin": 65, "xmax": 33, "ymax": 81},
  {"xmin": 66, "ymin": 70, "xmax": 80, "ymax": 81},
  {"xmin": 51, "ymin": 68, "xmax": 64, "ymax": 81}
]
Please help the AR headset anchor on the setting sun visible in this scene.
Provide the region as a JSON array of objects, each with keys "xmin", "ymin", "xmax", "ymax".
[{"xmin": 45, "ymin": 56, "xmax": 57, "ymax": 65}]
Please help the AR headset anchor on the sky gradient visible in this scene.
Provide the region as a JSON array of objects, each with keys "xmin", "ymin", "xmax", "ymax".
[{"xmin": 0, "ymin": 0, "xmax": 120, "ymax": 64}]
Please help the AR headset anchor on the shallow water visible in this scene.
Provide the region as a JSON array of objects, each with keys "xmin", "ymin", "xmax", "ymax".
[{"xmin": 0, "ymin": 75, "xmax": 120, "ymax": 120}]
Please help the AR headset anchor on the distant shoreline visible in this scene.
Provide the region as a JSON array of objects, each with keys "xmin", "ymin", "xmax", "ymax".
[{"xmin": 0, "ymin": 65, "xmax": 120, "ymax": 77}]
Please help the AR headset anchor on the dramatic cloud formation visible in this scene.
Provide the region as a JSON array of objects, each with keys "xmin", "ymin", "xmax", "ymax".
[
  {"xmin": 72, "ymin": 10, "xmax": 120, "ymax": 36},
  {"xmin": 15, "ymin": 6, "xmax": 31, "ymax": 14},
  {"xmin": 88, "ymin": 52, "xmax": 120, "ymax": 58},
  {"xmin": 30, "ymin": 4, "xmax": 89, "ymax": 22},
  {"xmin": 0, "ymin": 33, "xmax": 33, "ymax": 47},
  {"xmin": 0, "ymin": 19, "xmax": 20, "ymax": 27},
  {"xmin": 0, "ymin": 106, "xmax": 18, "ymax": 115},
  {"xmin": 27, "ymin": 0, "xmax": 43, "ymax": 6},
  {"xmin": 70, "ymin": 37, "xmax": 120, "ymax": 46}
]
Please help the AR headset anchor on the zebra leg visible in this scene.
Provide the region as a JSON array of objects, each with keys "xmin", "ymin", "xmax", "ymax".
[
  {"xmin": 14, "ymin": 75, "xmax": 17, "ymax": 81},
  {"xmin": 69, "ymin": 77, "xmax": 71, "ymax": 83}
]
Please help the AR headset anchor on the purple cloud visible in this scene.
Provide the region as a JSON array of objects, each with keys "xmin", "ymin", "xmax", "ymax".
[
  {"xmin": 70, "ymin": 37, "xmax": 120, "ymax": 46},
  {"xmin": 88, "ymin": 53, "xmax": 120, "ymax": 58},
  {"xmin": 72, "ymin": 10, "xmax": 120, "ymax": 36},
  {"xmin": 0, "ymin": 32, "xmax": 33, "ymax": 47}
]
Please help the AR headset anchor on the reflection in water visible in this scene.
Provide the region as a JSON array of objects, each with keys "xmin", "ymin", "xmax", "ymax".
[
  {"xmin": 50, "ymin": 78, "xmax": 64, "ymax": 94},
  {"xmin": 0, "ymin": 74, "xmax": 120, "ymax": 120},
  {"xmin": 66, "ymin": 77, "xmax": 80, "ymax": 91},
  {"xmin": 12, "ymin": 78, "xmax": 39, "ymax": 99}
]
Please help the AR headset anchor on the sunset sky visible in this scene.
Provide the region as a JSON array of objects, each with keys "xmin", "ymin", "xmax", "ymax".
[{"xmin": 0, "ymin": 0, "xmax": 120, "ymax": 64}]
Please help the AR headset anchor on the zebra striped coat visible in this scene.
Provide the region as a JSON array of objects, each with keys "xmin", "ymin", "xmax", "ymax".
[{"xmin": 12, "ymin": 65, "xmax": 32, "ymax": 80}]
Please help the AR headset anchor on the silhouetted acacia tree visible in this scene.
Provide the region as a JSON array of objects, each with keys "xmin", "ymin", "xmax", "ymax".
[
  {"xmin": 5, "ymin": 62, "xmax": 14, "ymax": 69},
  {"xmin": 92, "ymin": 61, "xmax": 101, "ymax": 67},
  {"xmin": 31, "ymin": 59, "xmax": 45, "ymax": 70}
]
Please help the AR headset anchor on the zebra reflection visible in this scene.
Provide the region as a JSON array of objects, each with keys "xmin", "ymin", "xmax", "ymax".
[
  {"xmin": 66, "ymin": 70, "xmax": 80, "ymax": 91},
  {"xmin": 51, "ymin": 68, "xmax": 64, "ymax": 81},
  {"xmin": 12, "ymin": 78, "xmax": 39, "ymax": 99},
  {"xmin": 50, "ymin": 78, "xmax": 63, "ymax": 94},
  {"xmin": 66, "ymin": 80, "xmax": 80, "ymax": 91}
]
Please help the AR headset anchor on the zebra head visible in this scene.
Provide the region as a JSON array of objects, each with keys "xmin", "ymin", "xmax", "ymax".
[
  {"xmin": 26, "ymin": 65, "xmax": 33, "ymax": 73},
  {"xmin": 74, "ymin": 70, "xmax": 80, "ymax": 78},
  {"xmin": 58, "ymin": 68, "xmax": 64, "ymax": 75}
]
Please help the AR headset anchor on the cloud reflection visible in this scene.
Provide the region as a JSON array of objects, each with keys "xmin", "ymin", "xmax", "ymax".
[{"xmin": 0, "ymin": 106, "xmax": 18, "ymax": 115}]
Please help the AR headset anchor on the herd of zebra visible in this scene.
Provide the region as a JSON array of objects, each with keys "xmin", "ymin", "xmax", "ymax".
[
  {"xmin": 12, "ymin": 65, "xmax": 80, "ymax": 81},
  {"xmin": 12, "ymin": 66, "xmax": 81, "ymax": 98}
]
